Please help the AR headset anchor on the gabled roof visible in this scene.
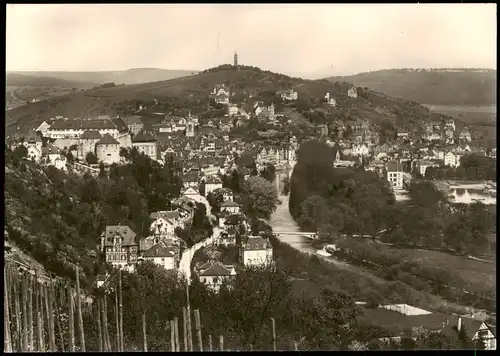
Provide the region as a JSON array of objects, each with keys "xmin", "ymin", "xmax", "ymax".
[
  {"xmin": 42, "ymin": 143, "xmax": 61, "ymax": 155},
  {"xmin": 387, "ymin": 160, "xmax": 402, "ymax": 172},
  {"xmin": 126, "ymin": 115, "xmax": 144, "ymax": 125},
  {"xmin": 101, "ymin": 225, "xmax": 137, "ymax": 247},
  {"xmin": 133, "ymin": 129, "xmax": 157, "ymax": 143},
  {"xmin": 183, "ymin": 187, "xmax": 200, "ymax": 196},
  {"xmin": 243, "ymin": 236, "xmax": 272, "ymax": 251},
  {"xmin": 142, "ymin": 242, "xmax": 177, "ymax": 258},
  {"xmin": 97, "ymin": 133, "xmax": 119, "ymax": 145},
  {"xmin": 149, "ymin": 210, "xmax": 182, "ymax": 221},
  {"xmin": 49, "ymin": 118, "xmax": 118, "ymax": 130},
  {"xmin": 221, "ymin": 200, "xmax": 239, "ymax": 208},
  {"xmin": 199, "ymin": 261, "xmax": 234, "ymax": 277},
  {"xmin": 81, "ymin": 130, "xmax": 103, "ymax": 140},
  {"xmin": 182, "ymin": 172, "xmax": 199, "ymax": 183},
  {"xmin": 205, "ymin": 175, "xmax": 222, "ymax": 184}
]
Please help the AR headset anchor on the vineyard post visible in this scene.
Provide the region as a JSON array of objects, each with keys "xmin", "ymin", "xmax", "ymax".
[
  {"xmin": 271, "ymin": 317, "xmax": 276, "ymax": 351},
  {"xmin": 67, "ymin": 287, "xmax": 75, "ymax": 352},
  {"xmin": 50, "ymin": 276, "xmax": 65, "ymax": 352},
  {"xmin": 114, "ymin": 289, "xmax": 120, "ymax": 351},
  {"xmin": 186, "ymin": 281, "xmax": 193, "ymax": 351},
  {"xmin": 182, "ymin": 307, "xmax": 188, "ymax": 351},
  {"xmin": 38, "ymin": 282, "xmax": 46, "ymax": 352},
  {"xmin": 142, "ymin": 313, "xmax": 148, "ymax": 352},
  {"xmin": 43, "ymin": 284, "xmax": 56, "ymax": 351},
  {"xmin": 102, "ymin": 294, "xmax": 111, "ymax": 352},
  {"xmin": 4, "ymin": 268, "xmax": 13, "ymax": 352},
  {"xmin": 294, "ymin": 342, "xmax": 298, "ymax": 351},
  {"xmin": 194, "ymin": 309, "xmax": 203, "ymax": 351},
  {"xmin": 27, "ymin": 275, "xmax": 34, "ymax": 352},
  {"xmin": 97, "ymin": 298, "xmax": 103, "ymax": 352},
  {"xmin": 170, "ymin": 320, "xmax": 175, "ymax": 352},
  {"xmin": 208, "ymin": 334, "xmax": 213, "ymax": 352},
  {"xmin": 118, "ymin": 269, "xmax": 124, "ymax": 352},
  {"xmin": 21, "ymin": 272, "xmax": 28, "ymax": 351},
  {"xmin": 219, "ymin": 335, "xmax": 224, "ymax": 352},
  {"xmin": 13, "ymin": 267, "xmax": 22, "ymax": 351},
  {"xmin": 75, "ymin": 266, "xmax": 86, "ymax": 351},
  {"xmin": 173, "ymin": 317, "xmax": 180, "ymax": 352}
]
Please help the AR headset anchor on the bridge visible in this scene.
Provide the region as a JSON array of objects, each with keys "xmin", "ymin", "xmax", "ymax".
[{"xmin": 273, "ymin": 231, "xmax": 318, "ymax": 240}]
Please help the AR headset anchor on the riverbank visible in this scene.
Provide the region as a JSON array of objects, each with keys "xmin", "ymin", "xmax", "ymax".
[{"xmin": 267, "ymin": 192, "xmax": 489, "ymax": 317}]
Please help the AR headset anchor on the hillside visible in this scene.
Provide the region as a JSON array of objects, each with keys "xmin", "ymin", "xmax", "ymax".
[
  {"xmin": 6, "ymin": 73, "xmax": 97, "ymax": 87},
  {"xmin": 6, "ymin": 65, "xmax": 447, "ymax": 137},
  {"xmin": 9, "ymin": 67, "xmax": 198, "ymax": 85},
  {"xmin": 326, "ymin": 68, "xmax": 497, "ymax": 106}
]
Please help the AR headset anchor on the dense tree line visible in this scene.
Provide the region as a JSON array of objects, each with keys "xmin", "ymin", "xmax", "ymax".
[
  {"xmin": 423, "ymin": 154, "xmax": 496, "ymax": 181},
  {"xmin": 4, "ymin": 147, "xmax": 183, "ymax": 288},
  {"xmin": 289, "ymin": 140, "xmax": 495, "ymax": 254},
  {"xmin": 289, "ymin": 140, "xmax": 395, "ymax": 240}
]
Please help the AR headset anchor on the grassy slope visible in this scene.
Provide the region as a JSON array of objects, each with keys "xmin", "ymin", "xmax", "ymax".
[
  {"xmin": 9, "ymin": 68, "xmax": 198, "ymax": 85},
  {"xmin": 6, "ymin": 73, "xmax": 97, "ymax": 87},
  {"xmin": 6, "ymin": 67, "xmax": 447, "ymax": 137},
  {"xmin": 326, "ymin": 69, "xmax": 496, "ymax": 106}
]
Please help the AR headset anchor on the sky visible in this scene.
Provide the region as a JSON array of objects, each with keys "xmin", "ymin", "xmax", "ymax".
[{"xmin": 6, "ymin": 3, "xmax": 497, "ymax": 77}]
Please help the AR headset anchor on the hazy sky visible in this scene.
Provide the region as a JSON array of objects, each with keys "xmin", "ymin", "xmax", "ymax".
[{"xmin": 6, "ymin": 3, "xmax": 497, "ymax": 76}]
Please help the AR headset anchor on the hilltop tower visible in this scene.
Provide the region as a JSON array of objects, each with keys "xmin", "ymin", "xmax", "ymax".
[{"xmin": 234, "ymin": 52, "xmax": 238, "ymax": 67}]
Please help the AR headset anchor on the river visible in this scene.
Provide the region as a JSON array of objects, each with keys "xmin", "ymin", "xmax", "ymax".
[{"xmin": 269, "ymin": 172, "xmax": 384, "ymax": 278}]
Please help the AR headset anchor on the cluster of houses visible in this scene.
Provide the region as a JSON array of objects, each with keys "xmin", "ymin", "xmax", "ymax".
[
  {"xmin": 96, "ymin": 147, "xmax": 277, "ymax": 292},
  {"xmin": 365, "ymin": 303, "xmax": 496, "ymax": 350}
]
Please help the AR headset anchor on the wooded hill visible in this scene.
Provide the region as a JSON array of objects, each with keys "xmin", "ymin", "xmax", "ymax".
[
  {"xmin": 7, "ymin": 65, "xmax": 448, "ymax": 138},
  {"xmin": 326, "ymin": 69, "xmax": 496, "ymax": 106}
]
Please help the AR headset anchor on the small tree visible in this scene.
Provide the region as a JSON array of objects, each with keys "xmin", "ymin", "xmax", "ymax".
[
  {"xmin": 86, "ymin": 152, "xmax": 98, "ymax": 165},
  {"xmin": 98, "ymin": 162, "xmax": 106, "ymax": 178},
  {"xmin": 13, "ymin": 145, "xmax": 28, "ymax": 159}
]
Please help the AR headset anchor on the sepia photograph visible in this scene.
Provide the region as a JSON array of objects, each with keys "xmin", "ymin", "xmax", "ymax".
[{"xmin": 4, "ymin": 3, "xmax": 497, "ymax": 352}]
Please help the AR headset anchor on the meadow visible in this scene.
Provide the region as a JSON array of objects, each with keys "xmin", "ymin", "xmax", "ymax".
[{"xmin": 423, "ymin": 104, "xmax": 496, "ymax": 126}]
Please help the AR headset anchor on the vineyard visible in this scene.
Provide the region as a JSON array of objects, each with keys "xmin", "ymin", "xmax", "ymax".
[{"xmin": 3, "ymin": 261, "xmax": 300, "ymax": 352}]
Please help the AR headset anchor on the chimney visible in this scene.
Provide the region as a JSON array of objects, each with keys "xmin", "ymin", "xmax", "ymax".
[{"xmin": 457, "ymin": 317, "xmax": 462, "ymax": 332}]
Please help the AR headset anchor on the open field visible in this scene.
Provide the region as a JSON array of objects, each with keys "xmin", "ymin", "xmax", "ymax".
[
  {"xmin": 390, "ymin": 247, "xmax": 496, "ymax": 290},
  {"xmin": 422, "ymin": 104, "xmax": 496, "ymax": 126}
]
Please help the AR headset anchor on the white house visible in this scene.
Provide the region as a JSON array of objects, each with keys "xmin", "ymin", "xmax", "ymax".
[
  {"xmin": 459, "ymin": 128, "xmax": 472, "ymax": 142},
  {"xmin": 214, "ymin": 187, "xmax": 234, "ymax": 202},
  {"xmin": 227, "ymin": 104, "xmax": 239, "ymax": 116},
  {"xmin": 42, "ymin": 143, "xmax": 63, "ymax": 163},
  {"xmin": 277, "ymin": 89, "xmax": 298, "ymax": 101},
  {"xmin": 240, "ymin": 236, "xmax": 273, "ymax": 267},
  {"xmin": 220, "ymin": 200, "xmax": 240, "ymax": 215},
  {"xmin": 387, "ymin": 160, "xmax": 404, "ymax": 190},
  {"xmin": 140, "ymin": 242, "xmax": 178, "ymax": 271},
  {"xmin": 324, "ymin": 92, "xmax": 337, "ymax": 107},
  {"xmin": 444, "ymin": 151, "xmax": 461, "ymax": 168},
  {"xmin": 454, "ymin": 316, "xmax": 496, "ymax": 351},
  {"xmin": 96, "ymin": 133, "xmax": 121, "ymax": 165},
  {"xmin": 149, "ymin": 214, "xmax": 175, "ymax": 236},
  {"xmin": 23, "ymin": 134, "xmax": 43, "ymax": 162},
  {"xmin": 197, "ymin": 261, "xmax": 237, "ymax": 292},
  {"xmin": 351, "ymin": 143, "xmax": 370, "ymax": 157},
  {"xmin": 347, "ymin": 86, "xmax": 358, "ymax": 99},
  {"xmin": 35, "ymin": 121, "xmax": 51, "ymax": 136},
  {"xmin": 204, "ymin": 175, "xmax": 223, "ymax": 196},
  {"xmin": 424, "ymin": 132, "xmax": 443, "ymax": 142}
]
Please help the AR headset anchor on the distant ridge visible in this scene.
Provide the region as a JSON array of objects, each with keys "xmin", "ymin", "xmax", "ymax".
[
  {"xmin": 325, "ymin": 68, "xmax": 496, "ymax": 106},
  {"xmin": 8, "ymin": 68, "xmax": 199, "ymax": 86}
]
